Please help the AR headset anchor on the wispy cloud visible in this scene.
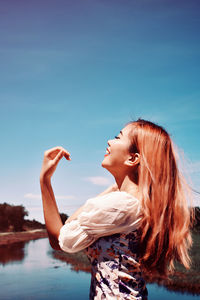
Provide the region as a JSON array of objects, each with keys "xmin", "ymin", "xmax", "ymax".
[
  {"xmin": 24, "ymin": 193, "xmax": 41, "ymax": 199},
  {"xmin": 24, "ymin": 193, "xmax": 76, "ymax": 200},
  {"xmin": 83, "ymin": 176, "xmax": 112, "ymax": 186}
]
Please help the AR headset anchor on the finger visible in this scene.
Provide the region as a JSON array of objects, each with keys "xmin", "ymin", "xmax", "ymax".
[
  {"xmin": 45, "ymin": 147, "xmax": 63, "ymax": 159},
  {"xmin": 64, "ymin": 152, "xmax": 71, "ymax": 160},
  {"xmin": 54, "ymin": 150, "xmax": 65, "ymax": 164},
  {"xmin": 56, "ymin": 148, "xmax": 71, "ymax": 160},
  {"xmin": 45, "ymin": 147, "xmax": 70, "ymax": 160},
  {"xmin": 45, "ymin": 146, "xmax": 63, "ymax": 154}
]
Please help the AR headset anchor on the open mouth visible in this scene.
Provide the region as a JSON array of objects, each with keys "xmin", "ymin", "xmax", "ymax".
[{"xmin": 104, "ymin": 148, "xmax": 110, "ymax": 156}]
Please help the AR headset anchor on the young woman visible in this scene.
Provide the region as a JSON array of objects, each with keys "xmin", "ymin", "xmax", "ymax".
[{"xmin": 40, "ymin": 119, "xmax": 192, "ymax": 300}]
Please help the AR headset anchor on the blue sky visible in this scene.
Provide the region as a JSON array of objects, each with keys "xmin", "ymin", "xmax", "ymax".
[{"xmin": 0, "ymin": 0, "xmax": 200, "ymax": 222}]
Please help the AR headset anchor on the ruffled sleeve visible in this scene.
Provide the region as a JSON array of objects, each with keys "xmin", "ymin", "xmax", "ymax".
[{"xmin": 58, "ymin": 191, "xmax": 141, "ymax": 253}]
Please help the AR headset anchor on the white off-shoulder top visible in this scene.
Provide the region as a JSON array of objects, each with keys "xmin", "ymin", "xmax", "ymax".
[{"xmin": 58, "ymin": 191, "xmax": 142, "ymax": 253}]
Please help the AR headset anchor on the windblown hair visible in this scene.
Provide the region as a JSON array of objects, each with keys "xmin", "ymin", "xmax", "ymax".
[{"xmin": 128, "ymin": 119, "xmax": 193, "ymax": 275}]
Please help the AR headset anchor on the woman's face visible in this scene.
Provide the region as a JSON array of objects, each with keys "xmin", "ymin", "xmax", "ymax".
[{"xmin": 102, "ymin": 125, "xmax": 132, "ymax": 175}]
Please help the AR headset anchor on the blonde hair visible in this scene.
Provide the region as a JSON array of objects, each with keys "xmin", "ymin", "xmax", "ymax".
[{"xmin": 128, "ymin": 119, "xmax": 193, "ymax": 275}]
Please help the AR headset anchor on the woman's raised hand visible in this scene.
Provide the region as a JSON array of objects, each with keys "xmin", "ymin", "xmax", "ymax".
[{"xmin": 40, "ymin": 146, "xmax": 70, "ymax": 182}]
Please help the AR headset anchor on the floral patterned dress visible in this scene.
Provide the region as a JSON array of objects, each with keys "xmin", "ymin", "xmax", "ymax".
[
  {"xmin": 85, "ymin": 231, "xmax": 148, "ymax": 300},
  {"xmin": 59, "ymin": 191, "xmax": 148, "ymax": 300}
]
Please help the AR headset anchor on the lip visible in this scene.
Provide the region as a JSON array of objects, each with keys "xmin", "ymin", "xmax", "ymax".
[{"xmin": 104, "ymin": 148, "xmax": 110, "ymax": 157}]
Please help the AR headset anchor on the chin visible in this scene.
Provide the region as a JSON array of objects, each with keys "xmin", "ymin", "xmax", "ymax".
[
  {"xmin": 101, "ymin": 160, "xmax": 106, "ymax": 168},
  {"xmin": 101, "ymin": 159, "xmax": 112, "ymax": 174},
  {"xmin": 101, "ymin": 157, "xmax": 109, "ymax": 169}
]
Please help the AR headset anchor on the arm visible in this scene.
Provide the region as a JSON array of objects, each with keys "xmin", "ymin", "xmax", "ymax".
[
  {"xmin": 40, "ymin": 146, "xmax": 71, "ymax": 250},
  {"xmin": 64, "ymin": 184, "xmax": 118, "ymax": 225},
  {"xmin": 58, "ymin": 192, "xmax": 141, "ymax": 253},
  {"xmin": 40, "ymin": 147, "xmax": 119, "ymax": 250},
  {"xmin": 64, "ymin": 184, "xmax": 119, "ymax": 224}
]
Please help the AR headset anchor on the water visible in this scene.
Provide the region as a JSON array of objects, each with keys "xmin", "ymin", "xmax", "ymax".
[{"xmin": 0, "ymin": 238, "xmax": 199, "ymax": 300}]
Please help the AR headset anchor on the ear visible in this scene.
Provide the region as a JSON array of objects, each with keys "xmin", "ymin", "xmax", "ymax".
[{"xmin": 125, "ymin": 153, "xmax": 140, "ymax": 167}]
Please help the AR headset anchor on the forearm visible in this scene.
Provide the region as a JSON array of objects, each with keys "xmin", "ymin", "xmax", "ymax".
[{"xmin": 40, "ymin": 178, "xmax": 63, "ymax": 250}]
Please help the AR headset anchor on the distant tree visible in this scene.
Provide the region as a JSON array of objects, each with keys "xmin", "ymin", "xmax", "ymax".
[
  {"xmin": 0, "ymin": 203, "xmax": 28, "ymax": 232},
  {"xmin": 0, "ymin": 203, "xmax": 9, "ymax": 231},
  {"xmin": 11, "ymin": 205, "xmax": 29, "ymax": 231},
  {"xmin": 192, "ymin": 207, "xmax": 200, "ymax": 232},
  {"xmin": 60, "ymin": 213, "xmax": 69, "ymax": 225},
  {"xmin": 23, "ymin": 219, "xmax": 46, "ymax": 230}
]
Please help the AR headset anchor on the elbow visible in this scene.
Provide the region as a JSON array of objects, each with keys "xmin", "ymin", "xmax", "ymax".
[
  {"xmin": 47, "ymin": 233, "xmax": 62, "ymax": 251},
  {"xmin": 49, "ymin": 240, "xmax": 61, "ymax": 251}
]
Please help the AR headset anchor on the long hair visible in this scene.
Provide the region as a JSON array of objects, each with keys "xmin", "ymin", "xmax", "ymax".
[{"xmin": 128, "ymin": 119, "xmax": 193, "ymax": 275}]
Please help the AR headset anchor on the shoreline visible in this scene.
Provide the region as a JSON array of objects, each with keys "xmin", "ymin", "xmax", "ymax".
[
  {"xmin": 0, "ymin": 230, "xmax": 199, "ymax": 295},
  {"xmin": 0, "ymin": 229, "xmax": 48, "ymax": 245}
]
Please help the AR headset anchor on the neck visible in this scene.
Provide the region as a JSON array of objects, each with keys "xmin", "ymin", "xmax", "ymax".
[{"xmin": 114, "ymin": 173, "xmax": 139, "ymax": 199}]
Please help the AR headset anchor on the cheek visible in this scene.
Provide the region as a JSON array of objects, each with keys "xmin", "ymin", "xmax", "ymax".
[{"xmin": 102, "ymin": 150, "xmax": 126, "ymax": 168}]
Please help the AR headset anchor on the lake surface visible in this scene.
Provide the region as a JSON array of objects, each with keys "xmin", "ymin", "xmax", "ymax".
[{"xmin": 0, "ymin": 238, "xmax": 199, "ymax": 300}]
